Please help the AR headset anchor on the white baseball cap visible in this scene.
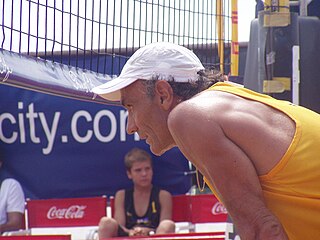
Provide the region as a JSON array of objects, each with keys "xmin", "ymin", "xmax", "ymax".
[{"xmin": 92, "ymin": 42, "xmax": 204, "ymax": 101}]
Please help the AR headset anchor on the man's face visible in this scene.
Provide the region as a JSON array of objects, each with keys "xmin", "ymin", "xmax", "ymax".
[
  {"xmin": 120, "ymin": 80, "xmax": 175, "ymax": 155},
  {"xmin": 127, "ymin": 160, "xmax": 153, "ymax": 187}
]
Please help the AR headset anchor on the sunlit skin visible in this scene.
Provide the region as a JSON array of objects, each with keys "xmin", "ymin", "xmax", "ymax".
[
  {"xmin": 121, "ymin": 80, "xmax": 177, "ymax": 155},
  {"xmin": 120, "ymin": 79, "xmax": 293, "ymax": 239}
]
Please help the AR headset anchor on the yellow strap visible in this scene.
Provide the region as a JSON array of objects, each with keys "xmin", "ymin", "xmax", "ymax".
[
  {"xmin": 263, "ymin": 77, "xmax": 291, "ymax": 93},
  {"xmin": 196, "ymin": 169, "xmax": 206, "ymax": 192}
]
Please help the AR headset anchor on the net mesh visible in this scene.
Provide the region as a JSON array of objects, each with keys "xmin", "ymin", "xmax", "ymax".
[{"xmin": 1, "ymin": 0, "xmax": 234, "ymax": 76}]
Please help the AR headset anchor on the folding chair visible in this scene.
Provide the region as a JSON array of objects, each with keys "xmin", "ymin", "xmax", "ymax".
[
  {"xmin": 106, "ymin": 232, "xmax": 225, "ymax": 240},
  {"xmin": 0, "ymin": 235, "xmax": 71, "ymax": 240},
  {"xmin": 188, "ymin": 194, "xmax": 233, "ymax": 239},
  {"xmin": 189, "ymin": 194, "xmax": 228, "ymax": 224},
  {"xmin": 171, "ymin": 195, "xmax": 193, "ymax": 233},
  {"xmin": 26, "ymin": 196, "xmax": 107, "ymax": 240},
  {"xmin": 109, "ymin": 194, "xmax": 193, "ymax": 233}
]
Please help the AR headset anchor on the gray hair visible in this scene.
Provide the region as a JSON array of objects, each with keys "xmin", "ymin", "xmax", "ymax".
[{"xmin": 142, "ymin": 69, "xmax": 225, "ymax": 101}]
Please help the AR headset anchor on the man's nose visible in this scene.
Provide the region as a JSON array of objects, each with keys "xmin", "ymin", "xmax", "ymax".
[{"xmin": 126, "ymin": 115, "xmax": 138, "ymax": 135}]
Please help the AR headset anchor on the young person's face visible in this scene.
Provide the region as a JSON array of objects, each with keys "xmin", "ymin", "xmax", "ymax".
[
  {"xmin": 127, "ymin": 160, "xmax": 153, "ymax": 187},
  {"xmin": 121, "ymin": 80, "xmax": 176, "ymax": 156}
]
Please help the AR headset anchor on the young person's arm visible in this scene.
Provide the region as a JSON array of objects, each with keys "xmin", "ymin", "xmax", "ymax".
[
  {"xmin": 159, "ymin": 190, "xmax": 173, "ymax": 221},
  {"xmin": 0, "ymin": 179, "xmax": 25, "ymax": 234},
  {"xmin": 0, "ymin": 212, "xmax": 24, "ymax": 234},
  {"xmin": 114, "ymin": 190, "xmax": 132, "ymax": 234}
]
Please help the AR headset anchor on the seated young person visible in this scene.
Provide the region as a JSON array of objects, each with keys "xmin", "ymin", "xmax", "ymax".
[
  {"xmin": 0, "ymin": 159, "xmax": 25, "ymax": 234},
  {"xmin": 98, "ymin": 148, "xmax": 175, "ymax": 239}
]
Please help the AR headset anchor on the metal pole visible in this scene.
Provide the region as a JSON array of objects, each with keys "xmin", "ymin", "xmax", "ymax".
[
  {"xmin": 299, "ymin": 0, "xmax": 309, "ymax": 16},
  {"xmin": 231, "ymin": 0, "xmax": 239, "ymax": 76}
]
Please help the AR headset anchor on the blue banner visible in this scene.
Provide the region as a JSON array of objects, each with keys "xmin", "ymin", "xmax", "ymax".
[{"xmin": 0, "ymin": 84, "xmax": 192, "ymax": 199}]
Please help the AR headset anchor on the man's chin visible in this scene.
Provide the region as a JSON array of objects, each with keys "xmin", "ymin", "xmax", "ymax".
[{"xmin": 149, "ymin": 144, "xmax": 173, "ymax": 156}]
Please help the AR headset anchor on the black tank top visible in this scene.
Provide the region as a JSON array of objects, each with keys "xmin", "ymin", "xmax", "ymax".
[{"xmin": 124, "ymin": 186, "xmax": 161, "ymax": 229}]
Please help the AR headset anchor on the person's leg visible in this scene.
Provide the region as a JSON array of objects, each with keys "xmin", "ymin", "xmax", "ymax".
[
  {"xmin": 98, "ymin": 217, "xmax": 119, "ymax": 239},
  {"xmin": 155, "ymin": 220, "xmax": 175, "ymax": 234}
]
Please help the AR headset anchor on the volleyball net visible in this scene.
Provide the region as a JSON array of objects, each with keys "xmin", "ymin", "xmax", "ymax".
[{"xmin": 1, "ymin": 0, "xmax": 238, "ymax": 77}]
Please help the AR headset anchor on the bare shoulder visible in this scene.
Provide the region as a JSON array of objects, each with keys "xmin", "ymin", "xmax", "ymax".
[
  {"xmin": 159, "ymin": 189, "xmax": 172, "ymax": 199},
  {"xmin": 114, "ymin": 189, "xmax": 126, "ymax": 212},
  {"xmin": 158, "ymin": 189, "xmax": 172, "ymax": 209},
  {"xmin": 167, "ymin": 92, "xmax": 231, "ymax": 168},
  {"xmin": 168, "ymin": 89, "xmax": 295, "ymax": 175},
  {"xmin": 115, "ymin": 189, "xmax": 125, "ymax": 201},
  {"xmin": 168, "ymin": 91, "xmax": 232, "ymax": 135},
  {"xmin": 169, "ymin": 89, "xmax": 292, "ymax": 135}
]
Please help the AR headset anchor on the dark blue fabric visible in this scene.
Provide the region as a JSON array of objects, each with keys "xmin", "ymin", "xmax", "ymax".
[
  {"xmin": 124, "ymin": 186, "xmax": 160, "ymax": 229},
  {"xmin": 0, "ymin": 85, "xmax": 192, "ymax": 199}
]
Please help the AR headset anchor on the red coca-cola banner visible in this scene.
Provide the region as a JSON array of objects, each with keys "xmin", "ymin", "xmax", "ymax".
[
  {"xmin": 27, "ymin": 196, "xmax": 107, "ymax": 227},
  {"xmin": 189, "ymin": 194, "xmax": 228, "ymax": 223},
  {"xmin": 172, "ymin": 195, "xmax": 192, "ymax": 222},
  {"xmin": 171, "ymin": 194, "xmax": 227, "ymax": 223}
]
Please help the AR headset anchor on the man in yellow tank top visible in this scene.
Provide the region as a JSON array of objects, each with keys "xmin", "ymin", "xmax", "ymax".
[{"xmin": 92, "ymin": 42, "xmax": 320, "ymax": 240}]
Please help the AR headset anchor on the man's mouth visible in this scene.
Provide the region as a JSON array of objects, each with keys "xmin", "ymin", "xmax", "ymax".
[{"xmin": 138, "ymin": 133, "xmax": 147, "ymax": 140}]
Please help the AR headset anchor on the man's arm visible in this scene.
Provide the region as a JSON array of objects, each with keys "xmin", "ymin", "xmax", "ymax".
[
  {"xmin": 0, "ymin": 212, "xmax": 24, "ymax": 234},
  {"xmin": 168, "ymin": 100, "xmax": 288, "ymax": 240}
]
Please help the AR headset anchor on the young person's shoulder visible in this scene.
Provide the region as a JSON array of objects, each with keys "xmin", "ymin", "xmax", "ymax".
[
  {"xmin": 1, "ymin": 178, "xmax": 22, "ymax": 188},
  {"xmin": 158, "ymin": 189, "xmax": 172, "ymax": 199},
  {"xmin": 115, "ymin": 189, "xmax": 126, "ymax": 198}
]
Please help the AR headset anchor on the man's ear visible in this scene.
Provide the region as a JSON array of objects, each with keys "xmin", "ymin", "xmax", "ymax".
[{"xmin": 154, "ymin": 80, "xmax": 174, "ymax": 110}]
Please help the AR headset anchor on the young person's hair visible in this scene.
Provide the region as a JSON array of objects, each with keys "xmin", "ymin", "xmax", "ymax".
[{"xmin": 124, "ymin": 148, "xmax": 152, "ymax": 171}]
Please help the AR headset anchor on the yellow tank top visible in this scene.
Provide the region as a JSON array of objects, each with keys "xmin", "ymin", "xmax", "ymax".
[{"xmin": 205, "ymin": 82, "xmax": 320, "ymax": 239}]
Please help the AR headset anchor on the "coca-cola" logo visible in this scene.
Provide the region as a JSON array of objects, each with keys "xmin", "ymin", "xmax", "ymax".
[
  {"xmin": 47, "ymin": 205, "xmax": 87, "ymax": 219},
  {"xmin": 211, "ymin": 202, "xmax": 227, "ymax": 215}
]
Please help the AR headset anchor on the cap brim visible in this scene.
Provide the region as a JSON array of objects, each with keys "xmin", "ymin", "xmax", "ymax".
[{"xmin": 92, "ymin": 77, "xmax": 137, "ymax": 101}]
